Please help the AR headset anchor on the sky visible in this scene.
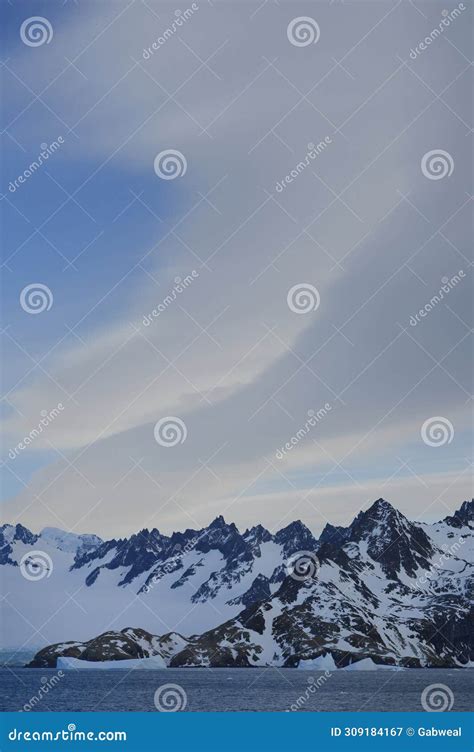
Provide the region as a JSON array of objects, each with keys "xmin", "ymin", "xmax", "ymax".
[{"xmin": 1, "ymin": 0, "xmax": 472, "ymax": 538}]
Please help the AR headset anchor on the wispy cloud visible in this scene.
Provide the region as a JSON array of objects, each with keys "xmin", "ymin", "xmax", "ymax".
[{"xmin": 1, "ymin": 0, "xmax": 472, "ymax": 535}]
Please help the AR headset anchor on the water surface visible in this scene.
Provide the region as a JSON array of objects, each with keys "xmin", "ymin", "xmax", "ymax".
[{"xmin": 1, "ymin": 668, "xmax": 472, "ymax": 712}]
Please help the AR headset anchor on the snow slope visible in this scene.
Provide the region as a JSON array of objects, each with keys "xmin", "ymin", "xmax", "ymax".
[{"xmin": 2, "ymin": 499, "xmax": 473, "ymax": 669}]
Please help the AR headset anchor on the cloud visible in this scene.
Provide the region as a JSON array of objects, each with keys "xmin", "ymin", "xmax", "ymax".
[{"xmin": 2, "ymin": 0, "xmax": 472, "ymax": 535}]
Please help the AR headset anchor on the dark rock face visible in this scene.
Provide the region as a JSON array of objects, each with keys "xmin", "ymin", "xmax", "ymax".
[
  {"xmin": 243, "ymin": 524, "xmax": 272, "ymax": 546},
  {"xmin": 0, "ymin": 524, "xmax": 39, "ymax": 566},
  {"xmin": 79, "ymin": 630, "xmax": 146, "ymax": 662},
  {"xmin": 14, "ymin": 524, "xmax": 38, "ymax": 546},
  {"xmin": 227, "ymin": 574, "xmax": 271, "ymax": 607},
  {"xmin": 318, "ymin": 523, "xmax": 349, "ymax": 547},
  {"xmin": 345, "ymin": 498, "xmax": 435, "ymax": 577},
  {"xmin": 195, "ymin": 518, "xmax": 248, "ymax": 561},
  {"xmin": 73, "ymin": 529, "xmax": 169, "ymax": 586},
  {"xmin": 72, "ymin": 538, "xmax": 120, "ymax": 571},
  {"xmin": 442, "ymin": 500, "xmax": 473, "ymax": 529},
  {"xmin": 27, "ymin": 642, "xmax": 84, "ymax": 668},
  {"xmin": 27, "ymin": 628, "xmax": 160, "ymax": 667},
  {"xmin": 274, "ymin": 520, "xmax": 318, "ymax": 557},
  {"xmin": 18, "ymin": 498, "xmax": 474, "ymax": 670}
]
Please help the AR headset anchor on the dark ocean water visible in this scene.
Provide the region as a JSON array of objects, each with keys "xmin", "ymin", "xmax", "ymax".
[{"xmin": 0, "ymin": 668, "xmax": 472, "ymax": 712}]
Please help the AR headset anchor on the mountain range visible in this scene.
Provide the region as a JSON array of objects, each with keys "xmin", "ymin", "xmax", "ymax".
[{"xmin": 1, "ymin": 499, "xmax": 472, "ymax": 669}]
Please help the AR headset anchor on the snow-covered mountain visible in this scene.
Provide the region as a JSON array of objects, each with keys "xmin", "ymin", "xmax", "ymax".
[{"xmin": 1, "ymin": 499, "xmax": 472, "ymax": 669}]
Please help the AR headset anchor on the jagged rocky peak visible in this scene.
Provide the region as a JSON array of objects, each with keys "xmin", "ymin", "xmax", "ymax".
[
  {"xmin": 203, "ymin": 516, "xmax": 240, "ymax": 538},
  {"xmin": 115, "ymin": 528, "xmax": 167, "ymax": 563},
  {"xmin": 347, "ymin": 498, "xmax": 434, "ymax": 577},
  {"xmin": 243, "ymin": 524, "xmax": 272, "ymax": 545},
  {"xmin": 133, "ymin": 527, "xmax": 167, "ymax": 545},
  {"xmin": 168, "ymin": 527, "xmax": 200, "ymax": 552},
  {"xmin": 195, "ymin": 516, "xmax": 247, "ymax": 560},
  {"xmin": 366, "ymin": 497, "xmax": 400, "ymax": 519},
  {"xmin": 3, "ymin": 522, "xmax": 38, "ymax": 545},
  {"xmin": 17, "ymin": 496, "xmax": 474, "ymax": 670},
  {"xmin": 349, "ymin": 498, "xmax": 406, "ymax": 536},
  {"xmin": 442, "ymin": 500, "xmax": 473, "ymax": 529},
  {"xmin": 274, "ymin": 520, "xmax": 317, "ymax": 555},
  {"xmin": 318, "ymin": 522, "xmax": 349, "ymax": 547},
  {"xmin": 0, "ymin": 523, "xmax": 38, "ymax": 565}
]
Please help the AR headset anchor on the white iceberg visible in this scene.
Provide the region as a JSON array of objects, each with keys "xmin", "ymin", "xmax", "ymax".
[
  {"xmin": 57, "ymin": 655, "xmax": 166, "ymax": 670},
  {"xmin": 297, "ymin": 654, "xmax": 338, "ymax": 671},
  {"xmin": 344, "ymin": 658, "xmax": 402, "ymax": 671},
  {"xmin": 298, "ymin": 655, "xmax": 403, "ymax": 671}
]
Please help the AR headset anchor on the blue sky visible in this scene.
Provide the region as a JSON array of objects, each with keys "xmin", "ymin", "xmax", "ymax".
[{"xmin": 1, "ymin": 0, "xmax": 472, "ymax": 536}]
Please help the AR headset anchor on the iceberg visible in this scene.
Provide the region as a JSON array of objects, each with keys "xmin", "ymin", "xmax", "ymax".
[{"xmin": 57, "ymin": 655, "xmax": 166, "ymax": 670}]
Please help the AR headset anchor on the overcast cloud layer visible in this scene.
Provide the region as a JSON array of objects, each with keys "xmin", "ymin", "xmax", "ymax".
[{"xmin": 1, "ymin": 0, "xmax": 472, "ymax": 537}]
